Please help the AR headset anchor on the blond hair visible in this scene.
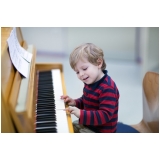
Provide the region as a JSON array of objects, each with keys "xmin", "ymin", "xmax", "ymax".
[{"xmin": 69, "ymin": 43, "xmax": 106, "ymax": 70}]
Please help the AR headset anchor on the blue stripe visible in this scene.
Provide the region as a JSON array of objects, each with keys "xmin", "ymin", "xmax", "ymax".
[
  {"xmin": 95, "ymin": 111, "xmax": 102, "ymax": 124},
  {"xmin": 101, "ymin": 88, "xmax": 116, "ymax": 94},
  {"xmin": 84, "ymin": 103, "xmax": 98, "ymax": 109},
  {"xmin": 84, "ymin": 96, "xmax": 99, "ymax": 104},
  {"xmin": 108, "ymin": 76, "xmax": 111, "ymax": 85},
  {"xmin": 110, "ymin": 117, "xmax": 118, "ymax": 122},
  {"xmin": 114, "ymin": 109, "xmax": 118, "ymax": 114},
  {"xmin": 98, "ymin": 85, "xmax": 106, "ymax": 91},
  {"xmin": 99, "ymin": 96, "xmax": 116, "ymax": 102},
  {"xmin": 84, "ymin": 88, "xmax": 99, "ymax": 97},
  {"xmin": 102, "ymin": 112, "xmax": 109, "ymax": 122},
  {"xmin": 100, "ymin": 104, "xmax": 115, "ymax": 109},
  {"xmin": 83, "ymin": 111, "xmax": 87, "ymax": 124},
  {"xmin": 102, "ymin": 111, "xmax": 113, "ymax": 122}
]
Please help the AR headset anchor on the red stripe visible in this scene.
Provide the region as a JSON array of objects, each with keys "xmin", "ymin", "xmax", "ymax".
[
  {"xmin": 100, "ymin": 92, "xmax": 116, "ymax": 98},
  {"xmin": 83, "ymin": 99, "xmax": 98, "ymax": 107}
]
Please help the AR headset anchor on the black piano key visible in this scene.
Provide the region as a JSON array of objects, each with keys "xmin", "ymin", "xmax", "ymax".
[
  {"xmin": 38, "ymin": 77, "xmax": 53, "ymax": 81},
  {"xmin": 37, "ymin": 107, "xmax": 55, "ymax": 110},
  {"xmin": 38, "ymin": 90, "xmax": 54, "ymax": 94},
  {"xmin": 38, "ymin": 81, "xmax": 53, "ymax": 84},
  {"xmin": 37, "ymin": 100, "xmax": 55, "ymax": 104},
  {"xmin": 37, "ymin": 100, "xmax": 54, "ymax": 104},
  {"xmin": 36, "ymin": 116, "xmax": 56, "ymax": 121},
  {"xmin": 36, "ymin": 113, "xmax": 55, "ymax": 117},
  {"xmin": 36, "ymin": 110, "xmax": 56, "ymax": 115},
  {"xmin": 37, "ymin": 98, "xmax": 55, "ymax": 102},
  {"xmin": 37, "ymin": 94, "xmax": 54, "ymax": 98},
  {"xmin": 35, "ymin": 70, "xmax": 60, "ymax": 133},
  {"xmin": 39, "ymin": 77, "xmax": 52, "ymax": 80},
  {"xmin": 38, "ymin": 84, "xmax": 53, "ymax": 88},
  {"xmin": 37, "ymin": 97, "xmax": 54, "ymax": 100},
  {"xmin": 38, "ymin": 86, "xmax": 53, "ymax": 89},
  {"xmin": 36, "ymin": 128, "xmax": 57, "ymax": 133},
  {"xmin": 38, "ymin": 94, "xmax": 54, "ymax": 98},
  {"xmin": 36, "ymin": 113, "xmax": 57, "ymax": 118},
  {"xmin": 36, "ymin": 104, "xmax": 55, "ymax": 108},
  {"xmin": 36, "ymin": 102, "xmax": 55, "ymax": 106},
  {"xmin": 36, "ymin": 121, "xmax": 57, "ymax": 128},
  {"xmin": 36, "ymin": 107, "xmax": 56, "ymax": 111},
  {"xmin": 36, "ymin": 117, "xmax": 56, "ymax": 122},
  {"xmin": 38, "ymin": 88, "xmax": 53, "ymax": 91},
  {"xmin": 36, "ymin": 110, "xmax": 55, "ymax": 113},
  {"xmin": 36, "ymin": 105, "xmax": 55, "ymax": 108},
  {"xmin": 39, "ymin": 74, "xmax": 52, "ymax": 77},
  {"xmin": 39, "ymin": 71, "xmax": 52, "ymax": 75}
]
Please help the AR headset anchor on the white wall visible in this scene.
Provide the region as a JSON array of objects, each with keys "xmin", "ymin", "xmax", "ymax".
[
  {"xmin": 139, "ymin": 27, "xmax": 159, "ymax": 78},
  {"xmin": 21, "ymin": 27, "xmax": 68, "ymax": 54},
  {"xmin": 21, "ymin": 27, "xmax": 159, "ymax": 75},
  {"xmin": 21, "ymin": 27, "xmax": 136, "ymax": 60},
  {"xmin": 67, "ymin": 27, "xmax": 136, "ymax": 60},
  {"xmin": 148, "ymin": 27, "xmax": 159, "ymax": 71}
]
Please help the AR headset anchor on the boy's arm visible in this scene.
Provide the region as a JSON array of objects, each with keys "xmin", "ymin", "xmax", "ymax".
[
  {"xmin": 79, "ymin": 87, "xmax": 119, "ymax": 126},
  {"xmin": 74, "ymin": 96, "xmax": 84, "ymax": 109}
]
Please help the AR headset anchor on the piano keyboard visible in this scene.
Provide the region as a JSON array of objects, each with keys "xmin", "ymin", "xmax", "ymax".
[{"xmin": 35, "ymin": 69, "xmax": 69, "ymax": 133}]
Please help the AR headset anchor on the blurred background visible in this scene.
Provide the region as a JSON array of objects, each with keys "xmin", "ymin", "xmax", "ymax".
[{"xmin": 21, "ymin": 27, "xmax": 159, "ymax": 125}]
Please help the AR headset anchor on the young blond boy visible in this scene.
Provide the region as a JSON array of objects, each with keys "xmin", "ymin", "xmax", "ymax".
[{"xmin": 61, "ymin": 43, "xmax": 119, "ymax": 133}]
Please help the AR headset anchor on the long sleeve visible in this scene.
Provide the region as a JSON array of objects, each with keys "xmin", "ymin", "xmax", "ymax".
[
  {"xmin": 74, "ymin": 96, "xmax": 84, "ymax": 109},
  {"xmin": 79, "ymin": 87, "xmax": 119, "ymax": 126}
]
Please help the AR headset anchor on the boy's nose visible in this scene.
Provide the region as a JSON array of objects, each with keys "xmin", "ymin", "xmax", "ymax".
[{"xmin": 79, "ymin": 71, "xmax": 84, "ymax": 76}]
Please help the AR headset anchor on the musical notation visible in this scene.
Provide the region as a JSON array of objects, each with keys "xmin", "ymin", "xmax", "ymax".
[{"xmin": 7, "ymin": 28, "xmax": 32, "ymax": 78}]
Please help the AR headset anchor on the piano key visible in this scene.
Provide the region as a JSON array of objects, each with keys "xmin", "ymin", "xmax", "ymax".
[
  {"xmin": 36, "ymin": 128, "xmax": 57, "ymax": 133},
  {"xmin": 36, "ymin": 115, "xmax": 57, "ymax": 121},
  {"xmin": 37, "ymin": 99, "xmax": 55, "ymax": 103},
  {"xmin": 36, "ymin": 104, "xmax": 55, "ymax": 108},
  {"xmin": 36, "ymin": 127, "xmax": 57, "ymax": 133},
  {"xmin": 36, "ymin": 121, "xmax": 57, "ymax": 128},
  {"xmin": 36, "ymin": 117, "xmax": 56, "ymax": 122},
  {"xmin": 35, "ymin": 69, "xmax": 69, "ymax": 133}
]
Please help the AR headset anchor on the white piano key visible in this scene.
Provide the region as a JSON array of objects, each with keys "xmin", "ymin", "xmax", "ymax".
[
  {"xmin": 54, "ymin": 100, "xmax": 66, "ymax": 109},
  {"xmin": 51, "ymin": 69, "xmax": 69, "ymax": 133},
  {"xmin": 56, "ymin": 110, "xmax": 69, "ymax": 133}
]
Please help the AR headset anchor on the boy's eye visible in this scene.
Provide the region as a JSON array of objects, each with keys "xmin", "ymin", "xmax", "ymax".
[
  {"xmin": 83, "ymin": 68, "xmax": 87, "ymax": 70},
  {"xmin": 76, "ymin": 72, "xmax": 79, "ymax": 74}
]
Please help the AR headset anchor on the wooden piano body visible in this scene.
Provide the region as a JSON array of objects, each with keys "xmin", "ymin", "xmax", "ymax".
[{"xmin": 1, "ymin": 27, "xmax": 74, "ymax": 133}]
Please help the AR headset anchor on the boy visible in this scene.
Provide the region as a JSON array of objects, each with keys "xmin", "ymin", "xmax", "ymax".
[{"xmin": 61, "ymin": 43, "xmax": 119, "ymax": 133}]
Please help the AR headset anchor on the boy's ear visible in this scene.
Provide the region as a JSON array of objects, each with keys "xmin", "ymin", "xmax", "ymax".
[{"xmin": 97, "ymin": 58, "xmax": 103, "ymax": 68}]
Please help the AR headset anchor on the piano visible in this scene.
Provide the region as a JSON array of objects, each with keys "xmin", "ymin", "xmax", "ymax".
[{"xmin": 1, "ymin": 27, "xmax": 74, "ymax": 133}]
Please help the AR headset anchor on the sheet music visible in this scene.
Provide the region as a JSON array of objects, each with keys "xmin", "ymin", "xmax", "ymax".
[
  {"xmin": 7, "ymin": 28, "xmax": 32, "ymax": 78},
  {"xmin": 12, "ymin": 27, "xmax": 32, "ymax": 62}
]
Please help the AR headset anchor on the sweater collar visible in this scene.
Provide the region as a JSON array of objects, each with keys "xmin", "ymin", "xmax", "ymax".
[{"xmin": 85, "ymin": 70, "xmax": 108, "ymax": 90}]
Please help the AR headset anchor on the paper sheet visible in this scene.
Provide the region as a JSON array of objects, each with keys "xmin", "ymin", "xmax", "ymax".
[{"xmin": 7, "ymin": 28, "xmax": 32, "ymax": 78}]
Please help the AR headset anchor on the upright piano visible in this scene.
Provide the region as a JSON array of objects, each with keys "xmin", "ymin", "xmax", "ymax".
[{"xmin": 1, "ymin": 27, "xmax": 74, "ymax": 133}]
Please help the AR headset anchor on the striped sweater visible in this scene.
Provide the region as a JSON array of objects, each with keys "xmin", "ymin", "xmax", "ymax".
[{"xmin": 75, "ymin": 70, "xmax": 119, "ymax": 133}]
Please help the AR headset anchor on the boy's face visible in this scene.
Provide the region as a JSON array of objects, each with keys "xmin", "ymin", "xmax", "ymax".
[{"xmin": 74, "ymin": 58, "xmax": 104, "ymax": 84}]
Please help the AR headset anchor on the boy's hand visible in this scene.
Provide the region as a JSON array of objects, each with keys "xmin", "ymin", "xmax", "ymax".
[
  {"xmin": 60, "ymin": 95, "xmax": 76, "ymax": 106},
  {"xmin": 65, "ymin": 106, "xmax": 80, "ymax": 118}
]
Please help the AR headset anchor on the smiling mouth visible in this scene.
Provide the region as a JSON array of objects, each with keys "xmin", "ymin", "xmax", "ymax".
[{"xmin": 83, "ymin": 77, "xmax": 88, "ymax": 80}]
